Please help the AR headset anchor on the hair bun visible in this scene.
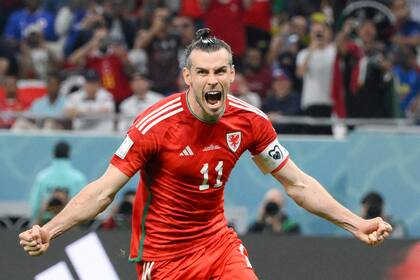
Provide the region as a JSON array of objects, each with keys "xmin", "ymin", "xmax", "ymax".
[{"xmin": 195, "ymin": 28, "xmax": 211, "ymax": 40}]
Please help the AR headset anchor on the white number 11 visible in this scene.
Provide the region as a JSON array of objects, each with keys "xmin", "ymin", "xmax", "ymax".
[{"xmin": 199, "ymin": 161, "xmax": 223, "ymax": 191}]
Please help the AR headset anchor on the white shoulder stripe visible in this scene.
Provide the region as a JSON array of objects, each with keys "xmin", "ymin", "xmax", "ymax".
[
  {"xmin": 229, "ymin": 102, "xmax": 268, "ymax": 120},
  {"xmin": 135, "ymin": 97, "xmax": 181, "ymax": 128},
  {"xmin": 228, "ymin": 95, "xmax": 266, "ymax": 116},
  {"xmin": 141, "ymin": 107, "xmax": 184, "ymax": 134},
  {"xmin": 137, "ymin": 102, "xmax": 182, "ymax": 132}
]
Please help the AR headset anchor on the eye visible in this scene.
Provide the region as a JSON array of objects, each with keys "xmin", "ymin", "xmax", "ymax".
[
  {"xmin": 197, "ymin": 70, "xmax": 207, "ymax": 76},
  {"xmin": 215, "ymin": 69, "xmax": 227, "ymax": 75}
]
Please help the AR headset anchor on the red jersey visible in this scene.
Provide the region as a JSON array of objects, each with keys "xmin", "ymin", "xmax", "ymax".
[
  {"xmin": 203, "ymin": 0, "xmax": 246, "ymax": 56},
  {"xmin": 87, "ymin": 53, "xmax": 131, "ymax": 103},
  {"xmin": 111, "ymin": 92, "xmax": 288, "ymax": 261}
]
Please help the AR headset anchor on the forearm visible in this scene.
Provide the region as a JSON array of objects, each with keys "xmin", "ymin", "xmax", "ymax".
[
  {"xmin": 286, "ymin": 174, "xmax": 363, "ymax": 234},
  {"xmin": 42, "ymin": 179, "xmax": 114, "ymax": 239}
]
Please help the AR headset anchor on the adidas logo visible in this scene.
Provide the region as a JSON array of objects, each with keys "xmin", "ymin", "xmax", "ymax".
[{"xmin": 180, "ymin": 146, "xmax": 194, "ymax": 156}]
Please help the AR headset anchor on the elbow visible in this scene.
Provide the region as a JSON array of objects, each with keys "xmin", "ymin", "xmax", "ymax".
[{"xmin": 285, "ymin": 175, "xmax": 312, "ymax": 206}]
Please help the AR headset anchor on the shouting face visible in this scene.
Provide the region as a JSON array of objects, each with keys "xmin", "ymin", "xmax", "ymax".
[{"xmin": 183, "ymin": 48, "xmax": 235, "ymax": 122}]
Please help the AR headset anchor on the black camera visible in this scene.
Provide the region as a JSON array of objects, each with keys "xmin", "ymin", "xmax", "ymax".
[{"xmin": 265, "ymin": 202, "xmax": 280, "ymax": 217}]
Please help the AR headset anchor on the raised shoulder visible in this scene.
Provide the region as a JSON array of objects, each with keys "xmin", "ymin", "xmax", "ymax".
[
  {"xmin": 227, "ymin": 95, "xmax": 268, "ymax": 120},
  {"xmin": 132, "ymin": 93, "xmax": 184, "ymax": 135}
]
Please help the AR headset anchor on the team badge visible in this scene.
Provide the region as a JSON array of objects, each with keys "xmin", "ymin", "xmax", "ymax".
[{"xmin": 226, "ymin": 132, "xmax": 241, "ymax": 152}]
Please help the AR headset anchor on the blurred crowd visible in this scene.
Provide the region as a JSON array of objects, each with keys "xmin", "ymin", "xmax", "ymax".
[{"xmin": 0, "ymin": 0, "xmax": 419, "ymax": 134}]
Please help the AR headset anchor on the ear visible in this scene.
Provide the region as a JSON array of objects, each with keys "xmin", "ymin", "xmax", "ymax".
[
  {"xmin": 182, "ymin": 67, "xmax": 191, "ymax": 87},
  {"xmin": 230, "ymin": 65, "xmax": 236, "ymax": 83}
]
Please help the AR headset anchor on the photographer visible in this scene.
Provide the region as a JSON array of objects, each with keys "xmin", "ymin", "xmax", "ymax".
[
  {"xmin": 336, "ymin": 18, "xmax": 396, "ymax": 119},
  {"xmin": 35, "ymin": 188, "xmax": 70, "ymax": 226},
  {"xmin": 68, "ymin": 22, "xmax": 133, "ymax": 107},
  {"xmin": 248, "ymin": 188, "xmax": 300, "ymax": 234},
  {"xmin": 360, "ymin": 192, "xmax": 407, "ymax": 238},
  {"xmin": 20, "ymin": 23, "xmax": 59, "ymax": 80}
]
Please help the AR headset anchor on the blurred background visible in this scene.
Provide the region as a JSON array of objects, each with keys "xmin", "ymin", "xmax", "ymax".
[{"xmin": 0, "ymin": 0, "xmax": 419, "ymax": 279}]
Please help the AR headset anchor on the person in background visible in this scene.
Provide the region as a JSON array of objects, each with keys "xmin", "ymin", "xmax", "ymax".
[
  {"xmin": 262, "ymin": 69, "xmax": 301, "ymax": 134},
  {"xmin": 118, "ymin": 72, "xmax": 164, "ymax": 131},
  {"xmin": 68, "ymin": 22, "xmax": 133, "ymax": 107},
  {"xmin": 0, "ymin": 74, "xmax": 24, "ymax": 129},
  {"xmin": 296, "ymin": 14, "xmax": 335, "ymax": 134},
  {"xmin": 101, "ymin": 190, "xmax": 136, "ymax": 230},
  {"xmin": 136, "ymin": 6, "xmax": 181, "ymax": 95},
  {"xmin": 3, "ymin": 0, "xmax": 56, "ymax": 47},
  {"xmin": 242, "ymin": 47, "xmax": 273, "ymax": 99},
  {"xmin": 0, "ymin": 38, "xmax": 18, "ymax": 81},
  {"xmin": 391, "ymin": 0, "xmax": 420, "ymax": 53},
  {"xmin": 64, "ymin": 69, "xmax": 115, "ymax": 131},
  {"xmin": 12, "ymin": 73, "xmax": 66, "ymax": 130},
  {"xmin": 248, "ymin": 188, "xmax": 301, "ymax": 234},
  {"xmin": 393, "ymin": 46, "xmax": 420, "ymax": 117},
  {"xmin": 35, "ymin": 188, "xmax": 70, "ymax": 226},
  {"xmin": 361, "ymin": 192, "xmax": 408, "ymax": 238},
  {"xmin": 230, "ymin": 72, "xmax": 261, "ymax": 109},
  {"xmin": 29, "ymin": 141, "xmax": 87, "ymax": 225}
]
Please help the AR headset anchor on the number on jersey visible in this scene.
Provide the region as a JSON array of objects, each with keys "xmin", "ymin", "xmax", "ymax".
[{"xmin": 199, "ymin": 161, "xmax": 223, "ymax": 191}]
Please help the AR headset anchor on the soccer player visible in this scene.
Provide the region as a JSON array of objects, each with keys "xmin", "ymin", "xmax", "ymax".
[{"xmin": 19, "ymin": 29, "xmax": 392, "ymax": 279}]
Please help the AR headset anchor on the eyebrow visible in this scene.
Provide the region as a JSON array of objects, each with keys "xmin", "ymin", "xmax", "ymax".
[{"xmin": 193, "ymin": 66, "xmax": 228, "ymax": 72}]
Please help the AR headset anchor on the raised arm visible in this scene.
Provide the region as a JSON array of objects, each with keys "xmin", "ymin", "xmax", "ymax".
[
  {"xmin": 273, "ymin": 159, "xmax": 392, "ymax": 245},
  {"xmin": 19, "ymin": 164, "xmax": 129, "ymax": 256}
]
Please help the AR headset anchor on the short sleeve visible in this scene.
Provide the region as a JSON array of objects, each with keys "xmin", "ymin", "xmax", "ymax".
[
  {"xmin": 110, "ymin": 124, "xmax": 158, "ymax": 177},
  {"xmin": 248, "ymin": 116, "xmax": 278, "ymax": 156}
]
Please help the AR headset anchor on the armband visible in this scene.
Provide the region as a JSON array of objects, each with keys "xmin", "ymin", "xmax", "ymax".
[{"xmin": 252, "ymin": 139, "xmax": 289, "ymax": 174}]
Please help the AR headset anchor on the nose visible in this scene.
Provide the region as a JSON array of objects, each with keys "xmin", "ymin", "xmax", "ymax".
[{"xmin": 207, "ymin": 73, "xmax": 218, "ymax": 86}]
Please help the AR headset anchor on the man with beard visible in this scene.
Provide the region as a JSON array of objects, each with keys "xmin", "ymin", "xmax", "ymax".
[{"xmin": 20, "ymin": 29, "xmax": 392, "ymax": 279}]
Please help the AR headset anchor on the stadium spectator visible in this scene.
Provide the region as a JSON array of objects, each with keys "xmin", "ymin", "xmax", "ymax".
[
  {"xmin": 242, "ymin": 47, "xmax": 273, "ymax": 98},
  {"xmin": 128, "ymin": 28, "xmax": 149, "ymax": 75},
  {"xmin": 0, "ymin": 74, "xmax": 24, "ymax": 129},
  {"xmin": 118, "ymin": 72, "xmax": 164, "ymax": 131},
  {"xmin": 101, "ymin": 190, "xmax": 136, "ymax": 230},
  {"xmin": 391, "ymin": 0, "xmax": 420, "ymax": 53},
  {"xmin": 248, "ymin": 188, "xmax": 301, "ymax": 234},
  {"xmin": 0, "ymin": 38, "xmax": 19, "ymax": 79},
  {"xmin": 68, "ymin": 22, "xmax": 133, "ymax": 106},
  {"xmin": 19, "ymin": 28, "xmax": 393, "ymax": 279},
  {"xmin": 29, "ymin": 141, "xmax": 87, "ymax": 225},
  {"xmin": 3, "ymin": 0, "xmax": 56, "ymax": 47},
  {"xmin": 19, "ymin": 23, "xmax": 60, "ymax": 80},
  {"xmin": 35, "ymin": 188, "xmax": 70, "ymax": 226},
  {"xmin": 244, "ymin": 0, "xmax": 272, "ymax": 54},
  {"xmin": 137, "ymin": 7, "xmax": 181, "ymax": 94},
  {"xmin": 101, "ymin": 0, "xmax": 137, "ymax": 49},
  {"xmin": 361, "ymin": 192, "xmax": 408, "ymax": 238},
  {"xmin": 64, "ymin": 70, "xmax": 115, "ymax": 131},
  {"xmin": 12, "ymin": 73, "xmax": 66, "ymax": 130},
  {"xmin": 266, "ymin": 17, "xmax": 305, "ymax": 93},
  {"xmin": 336, "ymin": 19, "xmax": 395, "ymax": 119},
  {"xmin": 230, "ymin": 72, "xmax": 261, "ymax": 108},
  {"xmin": 201, "ymin": 0, "xmax": 249, "ymax": 66},
  {"xmin": 296, "ymin": 15, "xmax": 335, "ymax": 134},
  {"xmin": 393, "ymin": 46, "xmax": 420, "ymax": 117},
  {"xmin": 262, "ymin": 69, "xmax": 301, "ymax": 134},
  {"xmin": 54, "ymin": 0, "xmax": 87, "ymax": 59},
  {"xmin": 172, "ymin": 15, "xmax": 196, "ymax": 66}
]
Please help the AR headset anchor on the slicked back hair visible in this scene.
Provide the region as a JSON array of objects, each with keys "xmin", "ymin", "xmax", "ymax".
[{"xmin": 183, "ymin": 28, "xmax": 233, "ymax": 69}]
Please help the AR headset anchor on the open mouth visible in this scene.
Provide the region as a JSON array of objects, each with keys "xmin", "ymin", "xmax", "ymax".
[{"xmin": 204, "ymin": 91, "xmax": 222, "ymax": 106}]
